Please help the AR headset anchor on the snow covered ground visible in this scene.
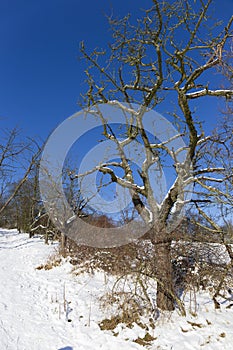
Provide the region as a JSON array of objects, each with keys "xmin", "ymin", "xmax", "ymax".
[{"xmin": 0, "ymin": 228, "xmax": 233, "ymax": 350}]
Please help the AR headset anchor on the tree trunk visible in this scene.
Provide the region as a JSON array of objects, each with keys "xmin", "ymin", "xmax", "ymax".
[
  {"xmin": 60, "ymin": 232, "xmax": 67, "ymax": 257},
  {"xmin": 153, "ymin": 232, "xmax": 175, "ymax": 311}
]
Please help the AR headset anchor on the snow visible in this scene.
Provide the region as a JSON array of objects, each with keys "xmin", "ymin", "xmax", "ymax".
[
  {"xmin": 0, "ymin": 228, "xmax": 233, "ymax": 350},
  {"xmin": 0, "ymin": 229, "xmax": 143, "ymax": 350},
  {"xmin": 186, "ymin": 89, "xmax": 233, "ymax": 99}
]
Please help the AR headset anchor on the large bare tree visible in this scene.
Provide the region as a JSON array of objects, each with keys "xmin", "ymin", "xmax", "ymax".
[{"xmin": 68, "ymin": 0, "xmax": 233, "ymax": 311}]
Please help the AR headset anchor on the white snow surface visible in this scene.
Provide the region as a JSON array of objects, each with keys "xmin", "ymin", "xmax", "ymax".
[{"xmin": 0, "ymin": 228, "xmax": 233, "ymax": 350}]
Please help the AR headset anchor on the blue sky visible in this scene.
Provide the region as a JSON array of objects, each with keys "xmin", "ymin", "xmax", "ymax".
[
  {"xmin": 0, "ymin": 0, "xmax": 152, "ymax": 140},
  {"xmin": 0, "ymin": 0, "xmax": 232, "ymax": 142}
]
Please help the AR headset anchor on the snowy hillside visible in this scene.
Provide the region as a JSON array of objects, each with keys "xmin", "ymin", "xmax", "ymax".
[{"xmin": 0, "ymin": 229, "xmax": 233, "ymax": 350}]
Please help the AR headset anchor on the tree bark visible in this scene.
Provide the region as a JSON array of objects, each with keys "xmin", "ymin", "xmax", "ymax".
[
  {"xmin": 60, "ymin": 232, "xmax": 67, "ymax": 257},
  {"xmin": 152, "ymin": 230, "xmax": 175, "ymax": 311}
]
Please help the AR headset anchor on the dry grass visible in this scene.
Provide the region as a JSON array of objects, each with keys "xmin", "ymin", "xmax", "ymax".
[
  {"xmin": 36, "ymin": 253, "xmax": 62, "ymax": 270},
  {"xmin": 134, "ymin": 333, "xmax": 157, "ymax": 346}
]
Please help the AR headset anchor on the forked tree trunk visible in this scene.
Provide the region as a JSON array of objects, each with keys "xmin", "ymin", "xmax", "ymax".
[{"xmin": 152, "ymin": 229, "xmax": 175, "ymax": 311}]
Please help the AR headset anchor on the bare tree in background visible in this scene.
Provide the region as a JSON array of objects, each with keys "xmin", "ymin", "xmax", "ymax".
[
  {"xmin": 68, "ymin": 0, "xmax": 233, "ymax": 312},
  {"xmin": 0, "ymin": 128, "xmax": 41, "ymax": 225}
]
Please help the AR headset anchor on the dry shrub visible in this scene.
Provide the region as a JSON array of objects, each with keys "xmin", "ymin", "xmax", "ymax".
[
  {"xmin": 65, "ymin": 236, "xmax": 154, "ymax": 275},
  {"xmin": 172, "ymin": 241, "xmax": 233, "ymax": 293},
  {"xmin": 65, "ymin": 235, "xmax": 233, "ymax": 301},
  {"xmin": 58, "ymin": 216, "xmax": 233, "ymax": 317},
  {"xmin": 99, "ymin": 290, "xmax": 153, "ymax": 330},
  {"xmin": 99, "ymin": 272, "xmax": 158, "ymax": 332},
  {"xmin": 36, "ymin": 253, "xmax": 62, "ymax": 270}
]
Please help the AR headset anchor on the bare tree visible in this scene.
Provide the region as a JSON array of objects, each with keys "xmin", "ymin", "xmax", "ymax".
[
  {"xmin": 68, "ymin": 0, "xmax": 233, "ymax": 311},
  {"xmin": 0, "ymin": 128, "xmax": 41, "ymax": 224}
]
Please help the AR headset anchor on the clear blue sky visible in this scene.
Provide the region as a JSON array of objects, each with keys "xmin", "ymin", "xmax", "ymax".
[{"xmin": 0, "ymin": 0, "xmax": 232, "ymax": 141}]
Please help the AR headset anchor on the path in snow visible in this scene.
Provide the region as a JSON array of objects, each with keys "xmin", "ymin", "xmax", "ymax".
[
  {"xmin": 0, "ymin": 229, "xmax": 73, "ymax": 349},
  {"xmin": 0, "ymin": 229, "xmax": 143, "ymax": 350}
]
